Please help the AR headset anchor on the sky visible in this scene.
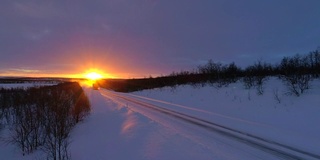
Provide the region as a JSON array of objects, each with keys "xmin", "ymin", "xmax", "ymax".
[{"xmin": 1, "ymin": 0, "xmax": 320, "ymax": 78}]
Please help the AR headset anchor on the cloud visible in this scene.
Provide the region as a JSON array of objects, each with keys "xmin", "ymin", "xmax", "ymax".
[
  {"xmin": 25, "ymin": 29, "xmax": 52, "ymax": 40},
  {"xmin": 9, "ymin": 68, "xmax": 41, "ymax": 73},
  {"xmin": 0, "ymin": 68, "xmax": 42, "ymax": 77},
  {"xmin": 12, "ymin": 1, "xmax": 61, "ymax": 18}
]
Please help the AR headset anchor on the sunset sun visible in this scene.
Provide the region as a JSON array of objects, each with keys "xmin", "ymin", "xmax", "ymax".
[{"xmin": 85, "ymin": 72, "xmax": 103, "ymax": 80}]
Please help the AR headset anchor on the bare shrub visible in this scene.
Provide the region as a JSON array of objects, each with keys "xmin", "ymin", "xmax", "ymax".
[
  {"xmin": 279, "ymin": 54, "xmax": 313, "ymax": 96},
  {"xmin": 1, "ymin": 82, "xmax": 90, "ymax": 160},
  {"xmin": 243, "ymin": 76, "xmax": 255, "ymax": 89},
  {"xmin": 273, "ymin": 88, "xmax": 281, "ymax": 103},
  {"xmin": 243, "ymin": 61, "xmax": 271, "ymax": 95},
  {"xmin": 71, "ymin": 91, "xmax": 91, "ymax": 123},
  {"xmin": 0, "ymin": 90, "xmax": 4, "ymax": 131},
  {"xmin": 255, "ymin": 76, "xmax": 268, "ymax": 95},
  {"xmin": 281, "ymin": 74, "xmax": 312, "ymax": 96}
]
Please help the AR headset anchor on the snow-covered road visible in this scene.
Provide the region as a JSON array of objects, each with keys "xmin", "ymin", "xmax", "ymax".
[{"xmin": 69, "ymin": 87, "xmax": 320, "ymax": 160}]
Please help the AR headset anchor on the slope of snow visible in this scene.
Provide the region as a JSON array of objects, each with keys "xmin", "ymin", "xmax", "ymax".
[
  {"xmin": 131, "ymin": 78, "xmax": 320, "ymax": 155},
  {"xmin": 69, "ymin": 87, "xmax": 290, "ymax": 160},
  {"xmin": 1, "ymin": 78, "xmax": 319, "ymax": 159},
  {"xmin": 0, "ymin": 83, "xmax": 57, "ymax": 89},
  {"xmin": 69, "ymin": 89, "xmax": 222, "ymax": 160}
]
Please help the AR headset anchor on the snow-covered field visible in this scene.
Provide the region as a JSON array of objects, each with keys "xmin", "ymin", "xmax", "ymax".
[
  {"xmin": 1, "ymin": 78, "xmax": 319, "ymax": 159},
  {"xmin": 0, "ymin": 82, "xmax": 57, "ymax": 89},
  {"xmin": 131, "ymin": 78, "xmax": 320, "ymax": 155}
]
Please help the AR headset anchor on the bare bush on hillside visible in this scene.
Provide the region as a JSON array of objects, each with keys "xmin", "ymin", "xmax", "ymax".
[
  {"xmin": 279, "ymin": 54, "xmax": 313, "ymax": 96},
  {"xmin": 198, "ymin": 60, "xmax": 242, "ymax": 87},
  {"xmin": 0, "ymin": 82, "xmax": 91, "ymax": 160},
  {"xmin": 243, "ymin": 61, "xmax": 272, "ymax": 95},
  {"xmin": 273, "ymin": 88, "xmax": 281, "ymax": 104},
  {"xmin": 99, "ymin": 49, "xmax": 319, "ymax": 93},
  {"xmin": 281, "ymin": 74, "xmax": 312, "ymax": 96}
]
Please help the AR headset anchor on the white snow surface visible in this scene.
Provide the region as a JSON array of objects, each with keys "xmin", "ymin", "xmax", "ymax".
[
  {"xmin": 0, "ymin": 83, "xmax": 57, "ymax": 89},
  {"xmin": 1, "ymin": 78, "xmax": 320, "ymax": 160},
  {"xmin": 130, "ymin": 78, "xmax": 320, "ymax": 155}
]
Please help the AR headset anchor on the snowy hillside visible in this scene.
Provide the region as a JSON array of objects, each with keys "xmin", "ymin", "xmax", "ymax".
[
  {"xmin": 131, "ymin": 78, "xmax": 320, "ymax": 156},
  {"xmin": 70, "ymin": 78, "xmax": 320, "ymax": 159},
  {"xmin": 0, "ymin": 82, "xmax": 57, "ymax": 89},
  {"xmin": 1, "ymin": 78, "xmax": 320, "ymax": 160}
]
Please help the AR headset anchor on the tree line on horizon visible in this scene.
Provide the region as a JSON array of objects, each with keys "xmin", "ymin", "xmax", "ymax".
[
  {"xmin": 0, "ymin": 82, "xmax": 91, "ymax": 160},
  {"xmin": 99, "ymin": 50, "xmax": 320, "ymax": 96}
]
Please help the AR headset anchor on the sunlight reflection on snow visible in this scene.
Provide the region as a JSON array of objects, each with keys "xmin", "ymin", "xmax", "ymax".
[{"xmin": 121, "ymin": 109, "xmax": 138, "ymax": 136}]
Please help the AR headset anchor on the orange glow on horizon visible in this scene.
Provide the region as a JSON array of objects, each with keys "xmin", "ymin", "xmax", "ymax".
[
  {"xmin": 0, "ymin": 71, "xmax": 115, "ymax": 79},
  {"xmin": 0, "ymin": 47, "xmax": 149, "ymax": 79},
  {"xmin": 0, "ymin": 71, "xmax": 153, "ymax": 79}
]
